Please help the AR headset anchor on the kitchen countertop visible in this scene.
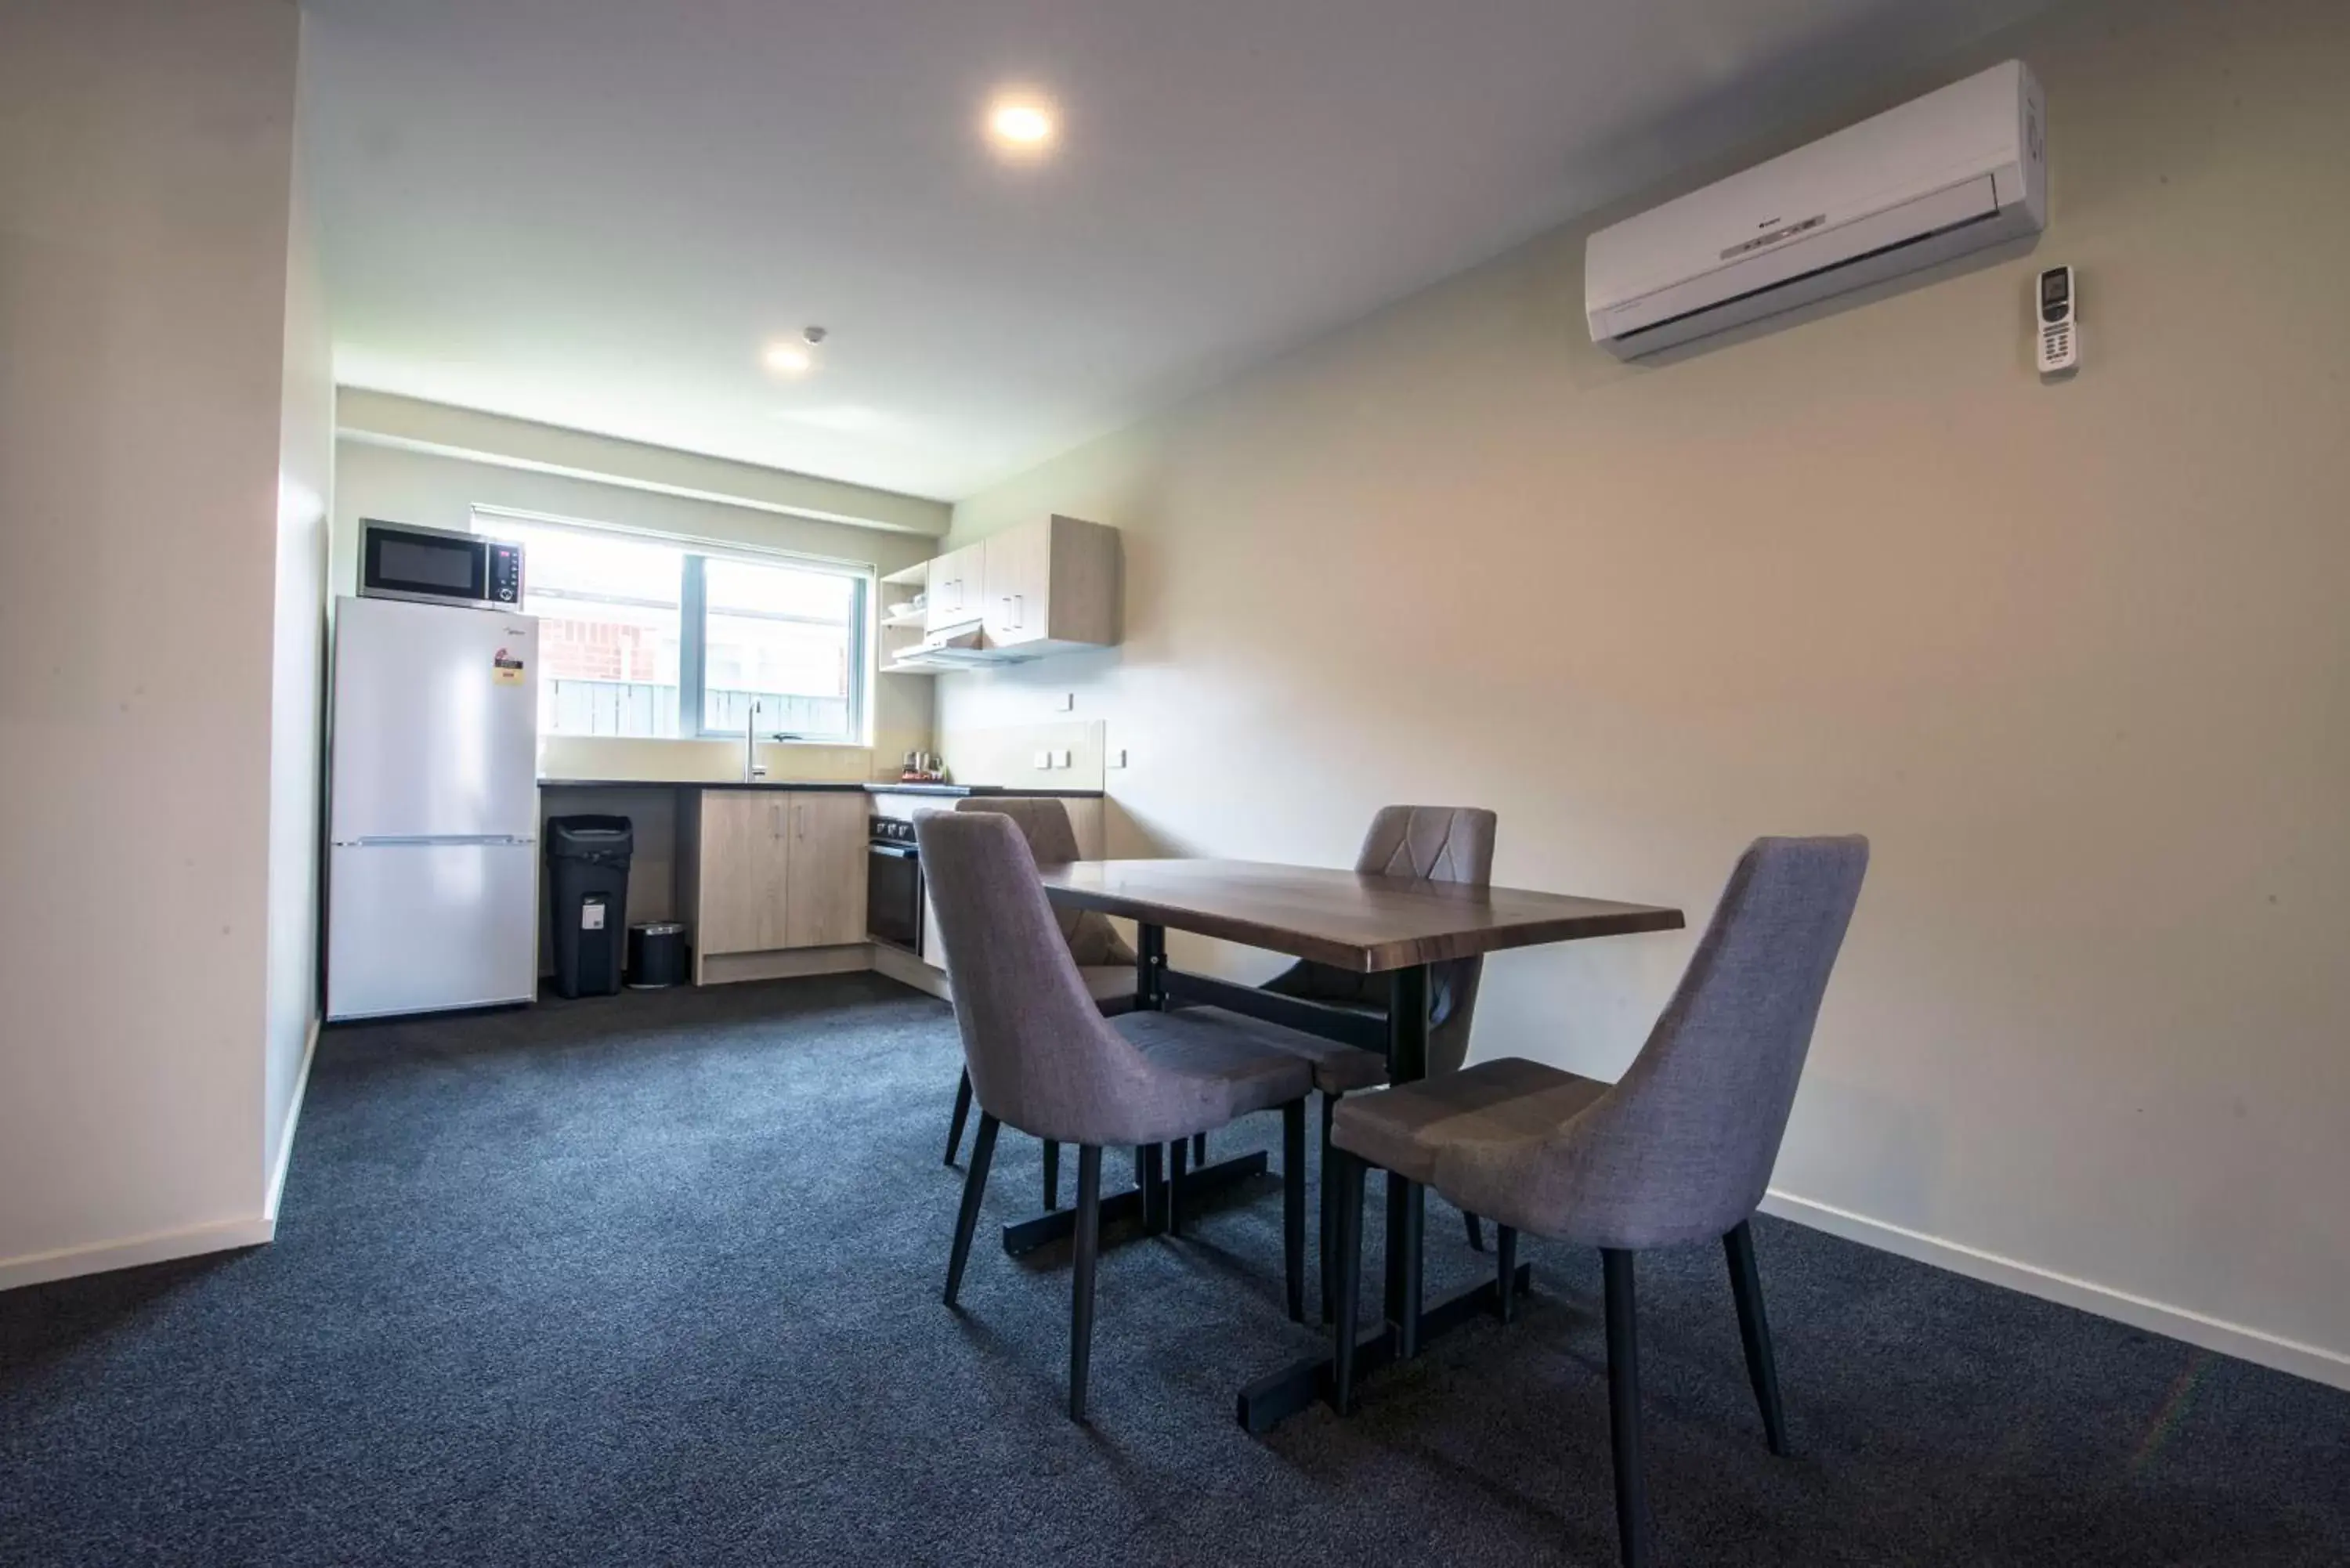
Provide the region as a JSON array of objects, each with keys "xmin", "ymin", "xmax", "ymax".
[
  {"xmin": 539, "ymin": 779, "xmax": 1101, "ymax": 797},
  {"xmin": 538, "ymin": 778, "xmax": 867, "ymax": 792},
  {"xmin": 866, "ymin": 782, "xmax": 1104, "ymax": 798}
]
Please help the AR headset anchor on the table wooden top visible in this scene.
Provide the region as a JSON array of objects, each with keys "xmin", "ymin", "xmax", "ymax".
[{"xmin": 1036, "ymin": 858, "xmax": 1684, "ymax": 972}]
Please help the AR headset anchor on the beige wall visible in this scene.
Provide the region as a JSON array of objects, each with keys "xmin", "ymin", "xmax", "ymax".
[
  {"xmin": 334, "ymin": 436, "xmax": 940, "ymax": 777},
  {"xmin": 938, "ymin": 0, "xmax": 2350, "ymax": 1385},
  {"xmin": 0, "ymin": 0, "xmax": 303, "ymax": 1282}
]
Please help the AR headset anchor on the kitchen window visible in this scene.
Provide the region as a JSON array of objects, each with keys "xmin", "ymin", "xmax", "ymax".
[{"xmin": 472, "ymin": 511, "xmax": 868, "ymax": 744}]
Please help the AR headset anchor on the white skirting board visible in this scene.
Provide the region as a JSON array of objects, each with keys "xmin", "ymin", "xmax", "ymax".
[
  {"xmin": 266, "ymin": 1015, "xmax": 322, "ymax": 1223},
  {"xmin": 0, "ymin": 1214, "xmax": 278, "ymax": 1293},
  {"xmin": 0, "ymin": 1017, "xmax": 320, "ymax": 1294},
  {"xmin": 1761, "ymin": 1189, "xmax": 2350, "ymax": 1393}
]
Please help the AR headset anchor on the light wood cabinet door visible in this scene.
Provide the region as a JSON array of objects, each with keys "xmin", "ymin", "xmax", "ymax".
[
  {"xmin": 924, "ymin": 543, "xmax": 985, "ymax": 630},
  {"xmin": 697, "ymin": 790, "xmax": 790, "ymax": 956},
  {"xmin": 982, "ymin": 518, "xmax": 1053, "ymax": 648},
  {"xmin": 784, "ymin": 792, "xmax": 870, "ymax": 948}
]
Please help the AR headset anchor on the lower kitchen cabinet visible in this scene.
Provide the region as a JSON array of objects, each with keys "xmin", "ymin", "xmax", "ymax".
[
  {"xmin": 684, "ymin": 789, "xmax": 871, "ymax": 984},
  {"xmin": 694, "ymin": 790, "xmax": 791, "ymax": 956},
  {"xmin": 783, "ymin": 792, "xmax": 868, "ymax": 948}
]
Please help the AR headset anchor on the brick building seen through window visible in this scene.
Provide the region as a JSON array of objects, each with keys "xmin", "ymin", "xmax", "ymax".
[{"xmin": 472, "ymin": 512, "xmax": 862, "ymax": 742}]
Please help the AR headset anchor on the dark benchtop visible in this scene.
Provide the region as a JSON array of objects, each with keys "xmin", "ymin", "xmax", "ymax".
[
  {"xmin": 539, "ymin": 779, "xmax": 866, "ymax": 793},
  {"xmin": 540, "ymin": 779, "xmax": 1101, "ymax": 798}
]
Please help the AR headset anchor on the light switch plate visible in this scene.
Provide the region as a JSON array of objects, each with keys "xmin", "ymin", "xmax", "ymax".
[
  {"xmin": 1053, "ymin": 749, "xmax": 1072, "ymax": 768},
  {"xmin": 1057, "ymin": 692, "xmax": 1076, "ymax": 712},
  {"xmin": 1033, "ymin": 750, "xmax": 1053, "ymax": 769},
  {"xmin": 1109, "ymin": 748, "xmax": 1128, "ymax": 768}
]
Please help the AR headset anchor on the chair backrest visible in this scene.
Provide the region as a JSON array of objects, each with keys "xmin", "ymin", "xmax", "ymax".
[
  {"xmin": 914, "ymin": 809, "xmax": 1166, "ymax": 1143},
  {"xmin": 1361, "ymin": 806, "xmax": 1496, "ymax": 1075},
  {"xmin": 953, "ymin": 795, "xmax": 1079, "ymax": 862},
  {"xmin": 1531, "ymin": 836, "xmax": 1869, "ymax": 1249},
  {"xmin": 950, "ymin": 797, "xmax": 1131, "ymax": 966},
  {"xmin": 1355, "ymin": 805, "xmax": 1495, "ymax": 885}
]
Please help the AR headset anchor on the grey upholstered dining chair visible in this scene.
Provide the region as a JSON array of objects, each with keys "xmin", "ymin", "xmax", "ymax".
[
  {"xmin": 918, "ymin": 809, "xmax": 1318, "ymax": 1422},
  {"xmin": 1259, "ymin": 804, "xmax": 1499, "ymax": 1295},
  {"xmin": 1325, "ymin": 836, "xmax": 1868, "ymax": 1568},
  {"xmin": 939, "ymin": 797, "xmax": 1137, "ymax": 1212}
]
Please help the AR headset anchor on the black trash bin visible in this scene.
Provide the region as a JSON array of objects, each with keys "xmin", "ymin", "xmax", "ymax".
[
  {"xmin": 546, "ymin": 815, "xmax": 632, "ymax": 999},
  {"xmin": 627, "ymin": 922, "xmax": 688, "ymax": 989}
]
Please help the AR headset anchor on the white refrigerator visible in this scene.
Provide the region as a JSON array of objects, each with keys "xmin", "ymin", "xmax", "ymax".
[{"xmin": 327, "ymin": 594, "xmax": 540, "ymax": 1021}]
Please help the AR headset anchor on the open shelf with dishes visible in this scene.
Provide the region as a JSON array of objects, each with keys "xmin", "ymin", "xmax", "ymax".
[{"xmin": 877, "ymin": 560, "xmax": 934, "ymax": 675}]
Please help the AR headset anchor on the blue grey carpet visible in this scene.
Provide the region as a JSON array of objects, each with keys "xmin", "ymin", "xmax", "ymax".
[{"xmin": 3, "ymin": 974, "xmax": 2345, "ymax": 1565}]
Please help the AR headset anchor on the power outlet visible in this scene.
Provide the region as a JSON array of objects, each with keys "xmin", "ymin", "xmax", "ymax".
[
  {"xmin": 1056, "ymin": 692, "xmax": 1076, "ymax": 712},
  {"xmin": 1053, "ymin": 749, "xmax": 1072, "ymax": 769},
  {"xmin": 1032, "ymin": 750, "xmax": 1053, "ymax": 770},
  {"xmin": 1109, "ymin": 748, "xmax": 1128, "ymax": 769}
]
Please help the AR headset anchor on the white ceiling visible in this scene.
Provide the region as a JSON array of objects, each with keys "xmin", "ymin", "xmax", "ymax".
[{"xmin": 306, "ymin": 0, "xmax": 2057, "ymax": 501}]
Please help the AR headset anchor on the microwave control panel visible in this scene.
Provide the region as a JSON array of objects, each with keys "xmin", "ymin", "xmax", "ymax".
[{"xmin": 488, "ymin": 542, "xmax": 524, "ymax": 604}]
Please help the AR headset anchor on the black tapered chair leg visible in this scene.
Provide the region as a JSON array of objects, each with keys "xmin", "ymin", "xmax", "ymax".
[
  {"xmin": 1318, "ymin": 1091, "xmax": 1340, "ymax": 1324},
  {"xmin": 1043, "ymin": 1139, "xmax": 1060, "ymax": 1211},
  {"xmin": 1282, "ymin": 1098, "xmax": 1307, "ymax": 1322},
  {"xmin": 944, "ymin": 1114, "xmax": 1000, "ymax": 1306},
  {"xmin": 1392, "ymin": 1175, "xmax": 1424, "ymax": 1360},
  {"xmin": 1193, "ymin": 1130, "xmax": 1208, "ymax": 1165},
  {"xmin": 1463, "ymin": 1209, "xmax": 1486, "ymax": 1252},
  {"xmin": 1603, "ymin": 1248, "xmax": 1653, "ymax": 1568},
  {"xmin": 1167, "ymin": 1138, "xmax": 1188, "ymax": 1237},
  {"xmin": 943, "ymin": 1069, "xmax": 973, "ymax": 1166},
  {"xmin": 1723, "ymin": 1219, "xmax": 1789, "ymax": 1455},
  {"xmin": 1068, "ymin": 1144, "xmax": 1103, "ymax": 1423},
  {"xmin": 1495, "ymin": 1225, "xmax": 1519, "ymax": 1323},
  {"xmin": 1331, "ymin": 1147, "xmax": 1367, "ymax": 1414},
  {"xmin": 1141, "ymin": 1142, "xmax": 1166, "ymax": 1235}
]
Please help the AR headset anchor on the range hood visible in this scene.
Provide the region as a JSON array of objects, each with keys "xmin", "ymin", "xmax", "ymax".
[{"xmin": 891, "ymin": 621, "xmax": 1037, "ymax": 669}]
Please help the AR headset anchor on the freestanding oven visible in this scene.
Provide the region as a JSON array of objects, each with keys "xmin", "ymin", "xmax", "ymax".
[{"xmin": 866, "ymin": 815, "xmax": 924, "ymax": 954}]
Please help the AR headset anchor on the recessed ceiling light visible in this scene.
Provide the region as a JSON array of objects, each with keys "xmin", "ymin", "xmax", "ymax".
[
  {"xmin": 985, "ymin": 94, "xmax": 1058, "ymax": 154},
  {"xmin": 763, "ymin": 341, "xmax": 815, "ymax": 378}
]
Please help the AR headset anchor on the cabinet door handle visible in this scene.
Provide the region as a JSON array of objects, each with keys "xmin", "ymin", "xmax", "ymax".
[{"xmin": 1013, "ymin": 593, "xmax": 1024, "ymax": 628}]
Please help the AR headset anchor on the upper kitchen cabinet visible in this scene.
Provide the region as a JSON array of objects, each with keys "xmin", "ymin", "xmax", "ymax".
[
  {"xmin": 922, "ymin": 542, "xmax": 986, "ymax": 633},
  {"xmin": 888, "ymin": 515, "xmax": 1122, "ymax": 671},
  {"xmin": 979, "ymin": 515, "xmax": 1118, "ymax": 652}
]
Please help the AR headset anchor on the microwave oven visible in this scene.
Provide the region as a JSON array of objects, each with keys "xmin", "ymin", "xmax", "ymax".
[{"xmin": 359, "ymin": 519, "xmax": 524, "ymax": 611}]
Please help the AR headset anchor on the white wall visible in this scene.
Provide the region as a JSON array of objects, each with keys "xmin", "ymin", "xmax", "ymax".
[
  {"xmin": 938, "ymin": 0, "xmax": 2350, "ymax": 1386},
  {"xmin": 264, "ymin": 13, "xmax": 334, "ymax": 1192},
  {"xmin": 0, "ymin": 0, "xmax": 304, "ymax": 1283},
  {"xmin": 333, "ymin": 435, "xmax": 942, "ymax": 773}
]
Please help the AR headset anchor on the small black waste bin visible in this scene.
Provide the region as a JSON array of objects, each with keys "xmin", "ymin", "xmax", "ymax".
[
  {"xmin": 627, "ymin": 922, "xmax": 688, "ymax": 989},
  {"xmin": 546, "ymin": 815, "xmax": 632, "ymax": 999}
]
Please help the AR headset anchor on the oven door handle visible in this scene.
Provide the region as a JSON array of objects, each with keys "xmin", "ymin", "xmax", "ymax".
[{"xmin": 869, "ymin": 843, "xmax": 920, "ymax": 859}]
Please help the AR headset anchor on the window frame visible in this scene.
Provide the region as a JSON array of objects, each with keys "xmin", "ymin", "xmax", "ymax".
[{"xmin": 470, "ymin": 505, "xmax": 873, "ymax": 746}]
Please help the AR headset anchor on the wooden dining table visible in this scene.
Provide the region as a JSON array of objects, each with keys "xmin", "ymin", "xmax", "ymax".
[{"xmin": 1009, "ymin": 857, "xmax": 1686, "ymax": 1433}]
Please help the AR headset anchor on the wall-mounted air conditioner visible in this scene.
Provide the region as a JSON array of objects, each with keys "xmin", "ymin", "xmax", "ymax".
[{"xmin": 1586, "ymin": 60, "xmax": 2046, "ymax": 358}]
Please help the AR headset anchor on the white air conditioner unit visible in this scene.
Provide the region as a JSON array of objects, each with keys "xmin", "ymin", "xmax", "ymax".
[{"xmin": 1586, "ymin": 60, "xmax": 2046, "ymax": 358}]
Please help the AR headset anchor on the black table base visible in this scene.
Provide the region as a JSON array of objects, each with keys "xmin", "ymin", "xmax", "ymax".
[
  {"xmin": 1236, "ymin": 1263, "xmax": 1534, "ymax": 1433},
  {"xmin": 1000, "ymin": 1150, "xmax": 1268, "ymax": 1256},
  {"xmin": 991, "ymin": 923, "xmax": 1466, "ymax": 1433}
]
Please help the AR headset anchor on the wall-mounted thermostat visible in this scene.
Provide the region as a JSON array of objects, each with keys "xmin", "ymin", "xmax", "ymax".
[{"xmin": 2037, "ymin": 265, "xmax": 2078, "ymax": 375}]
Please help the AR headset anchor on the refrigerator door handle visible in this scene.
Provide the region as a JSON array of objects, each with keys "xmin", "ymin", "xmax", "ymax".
[{"xmin": 339, "ymin": 833, "xmax": 538, "ymax": 847}]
